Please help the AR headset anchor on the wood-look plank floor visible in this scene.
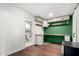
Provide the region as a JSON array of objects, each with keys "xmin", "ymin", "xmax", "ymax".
[{"xmin": 10, "ymin": 43, "xmax": 63, "ymax": 56}]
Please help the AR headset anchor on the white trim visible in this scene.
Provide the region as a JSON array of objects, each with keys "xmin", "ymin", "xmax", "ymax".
[{"xmin": 25, "ymin": 42, "xmax": 35, "ymax": 47}]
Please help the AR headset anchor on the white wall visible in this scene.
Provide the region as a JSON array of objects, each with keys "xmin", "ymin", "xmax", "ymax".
[
  {"xmin": 0, "ymin": 6, "xmax": 3, "ymax": 55},
  {"xmin": 0, "ymin": 4, "xmax": 35, "ymax": 55}
]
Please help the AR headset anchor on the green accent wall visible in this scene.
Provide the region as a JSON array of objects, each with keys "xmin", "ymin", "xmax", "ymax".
[{"xmin": 44, "ymin": 15, "xmax": 72, "ymax": 44}]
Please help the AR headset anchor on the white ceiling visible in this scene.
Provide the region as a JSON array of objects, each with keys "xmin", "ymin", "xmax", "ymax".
[{"xmin": 13, "ymin": 3, "xmax": 77, "ymax": 19}]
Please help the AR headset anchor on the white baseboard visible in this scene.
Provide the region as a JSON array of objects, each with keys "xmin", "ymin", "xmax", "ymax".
[
  {"xmin": 0, "ymin": 42, "xmax": 35, "ymax": 56},
  {"xmin": 25, "ymin": 42, "xmax": 35, "ymax": 47}
]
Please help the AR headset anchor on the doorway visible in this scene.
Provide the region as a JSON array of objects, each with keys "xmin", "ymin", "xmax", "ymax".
[{"xmin": 25, "ymin": 20, "xmax": 32, "ymax": 42}]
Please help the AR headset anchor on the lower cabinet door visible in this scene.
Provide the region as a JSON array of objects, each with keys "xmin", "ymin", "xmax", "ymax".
[{"xmin": 35, "ymin": 35, "xmax": 43, "ymax": 45}]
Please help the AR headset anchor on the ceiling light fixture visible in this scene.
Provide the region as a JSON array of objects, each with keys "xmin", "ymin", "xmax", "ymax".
[{"xmin": 49, "ymin": 13, "xmax": 54, "ymax": 17}]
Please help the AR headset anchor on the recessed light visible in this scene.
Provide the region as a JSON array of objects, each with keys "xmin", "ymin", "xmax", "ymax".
[{"xmin": 49, "ymin": 13, "xmax": 54, "ymax": 17}]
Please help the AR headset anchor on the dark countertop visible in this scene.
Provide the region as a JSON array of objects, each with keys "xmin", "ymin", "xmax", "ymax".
[{"xmin": 64, "ymin": 41, "xmax": 79, "ymax": 48}]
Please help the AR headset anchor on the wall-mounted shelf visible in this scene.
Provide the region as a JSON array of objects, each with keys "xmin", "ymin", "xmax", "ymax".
[
  {"xmin": 49, "ymin": 23, "xmax": 68, "ymax": 26},
  {"xmin": 36, "ymin": 24, "xmax": 42, "ymax": 26},
  {"xmin": 35, "ymin": 34, "xmax": 44, "ymax": 36},
  {"xmin": 35, "ymin": 19, "xmax": 43, "ymax": 27},
  {"xmin": 35, "ymin": 20, "xmax": 43, "ymax": 24},
  {"xmin": 48, "ymin": 19, "xmax": 69, "ymax": 23},
  {"xmin": 44, "ymin": 34, "xmax": 69, "ymax": 36}
]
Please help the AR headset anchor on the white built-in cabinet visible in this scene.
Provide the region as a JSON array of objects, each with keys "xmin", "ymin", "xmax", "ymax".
[
  {"xmin": 35, "ymin": 16, "xmax": 44, "ymax": 45},
  {"xmin": 73, "ymin": 5, "xmax": 79, "ymax": 42}
]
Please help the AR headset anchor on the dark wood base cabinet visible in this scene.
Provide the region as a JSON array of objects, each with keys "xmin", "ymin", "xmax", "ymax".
[{"xmin": 64, "ymin": 41, "xmax": 79, "ymax": 56}]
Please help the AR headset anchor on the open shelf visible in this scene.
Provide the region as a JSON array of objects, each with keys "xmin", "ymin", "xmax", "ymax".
[
  {"xmin": 48, "ymin": 19, "xmax": 69, "ymax": 23},
  {"xmin": 44, "ymin": 34, "xmax": 69, "ymax": 36},
  {"xmin": 35, "ymin": 34, "xmax": 44, "ymax": 36},
  {"xmin": 35, "ymin": 20, "xmax": 43, "ymax": 23},
  {"xmin": 36, "ymin": 24, "xmax": 42, "ymax": 26}
]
